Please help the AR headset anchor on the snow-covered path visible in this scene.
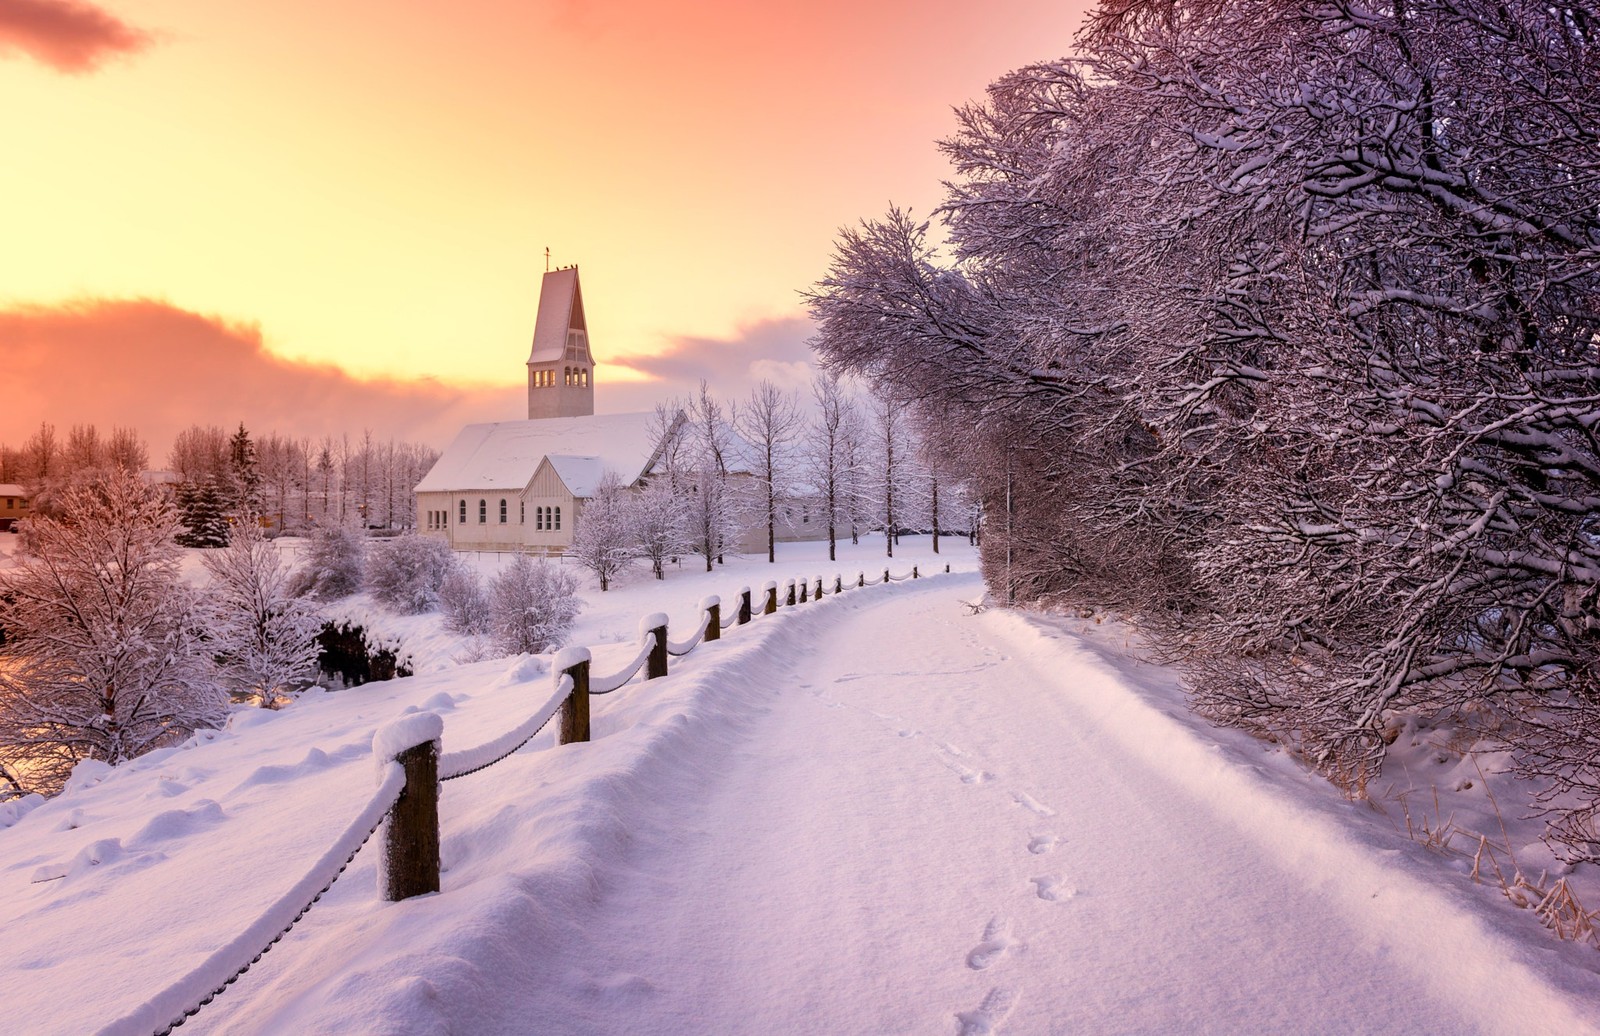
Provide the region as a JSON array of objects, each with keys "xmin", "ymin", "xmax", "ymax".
[
  {"xmin": 454, "ymin": 576, "xmax": 1586, "ymax": 1035},
  {"xmin": 12, "ymin": 554, "xmax": 1600, "ymax": 1034}
]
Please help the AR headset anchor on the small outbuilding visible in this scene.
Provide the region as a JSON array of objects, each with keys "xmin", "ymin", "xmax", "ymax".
[{"xmin": 0, "ymin": 484, "xmax": 29, "ymax": 531}]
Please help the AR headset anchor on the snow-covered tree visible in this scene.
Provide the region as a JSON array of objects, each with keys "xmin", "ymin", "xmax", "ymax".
[
  {"xmin": 174, "ymin": 475, "xmax": 231, "ymax": 548},
  {"xmin": 629, "ymin": 476, "xmax": 691, "ymax": 580},
  {"xmin": 0, "ymin": 471, "xmax": 224, "ymax": 793},
  {"xmin": 734, "ymin": 380, "xmax": 803, "ymax": 564},
  {"xmin": 227, "ymin": 423, "xmax": 262, "ymax": 518},
  {"xmin": 570, "ymin": 471, "xmax": 635, "ymax": 590},
  {"xmin": 366, "ymin": 534, "xmax": 456, "ymax": 613},
  {"xmin": 809, "ymin": 0, "xmax": 1600, "ymax": 842},
  {"xmin": 289, "ymin": 525, "xmax": 365, "ymax": 600},
  {"xmin": 682, "ymin": 382, "xmax": 744, "ymax": 571},
  {"xmin": 488, "ymin": 556, "xmax": 580, "ymax": 655},
  {"xmin": 804, "ymin": 373, "xmax": 858, "ymax": 561},
  {"xmin": 204, "ymin": 512, "xmax": 320, "ymax": 708}
]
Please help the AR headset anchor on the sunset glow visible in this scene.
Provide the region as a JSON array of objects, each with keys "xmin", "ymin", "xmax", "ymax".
[{"xmin": 2, "ymin": 0, "xmax": 1091, "ymax": 454}]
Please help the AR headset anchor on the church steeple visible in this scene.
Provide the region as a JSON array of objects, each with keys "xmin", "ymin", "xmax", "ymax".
[{"xmin": 526, "ymin": 265, "xmax": 595, "ymax": 420}]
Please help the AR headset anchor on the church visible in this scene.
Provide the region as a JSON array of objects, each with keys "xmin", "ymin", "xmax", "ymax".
[
  {"xmin": 414, "ymin": 266, "xmax": 674, "ymax": 553},
  {"xmin": 416, "ymin": 265, "xmax": 825, "ymax": 556}
]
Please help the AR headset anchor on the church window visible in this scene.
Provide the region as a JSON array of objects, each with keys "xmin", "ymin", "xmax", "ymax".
[
  {"xmin": 458, "ymin": 500, "xmax": 466, "ymax": 524},
  {"xmin": 536, "ymin": 506, "xmax": 545, "ymax": 531},
  {"xmin": 499, "ymin": 499, "xmax": 507, "ymax": 523},
  {"xmin": 579, "ymin": 368, "xmax": 588, "ymax": 388},
  {"xmin": 520, "ymin": 501, "xmax": 525, "ymax": 523},
  {"xmin": 553, "ymin": 506, "xmax": 561, "ymax": 531},
  {"xmin": 478, "ymin": 499, "xmax": 487, "ymax": 523}
]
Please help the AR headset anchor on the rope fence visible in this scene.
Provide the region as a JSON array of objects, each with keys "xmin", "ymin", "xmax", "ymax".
[{"xmin": 133, "ymin": 559, "xmax": 952, "ymax": 1033}]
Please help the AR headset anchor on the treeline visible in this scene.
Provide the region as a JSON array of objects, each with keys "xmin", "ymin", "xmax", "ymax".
[
  {"xmin": 0, "ymin": 421, "xmax": 440, "ymax": 534},
  {"xmin": 808, "ymin": 2, "xmax": 1600, "ymax": 852},
  {"xmin": 0, "ymin": 472, "xmax": 578, "ymax": 797},
  {"xmin": 576, "ymin": 377, "xmax": 978, "ymax": 586}
]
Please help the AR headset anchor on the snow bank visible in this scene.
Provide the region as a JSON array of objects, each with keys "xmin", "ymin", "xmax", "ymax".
[{"xmin": 984, "ymin": 608, "xmax": 1600, "ymax": 1035}]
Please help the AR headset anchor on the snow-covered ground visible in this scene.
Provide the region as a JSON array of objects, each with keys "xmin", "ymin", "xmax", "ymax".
[{"xmin": 5, "ymin": 533, "xmax": 1600, "ymax": 1033}]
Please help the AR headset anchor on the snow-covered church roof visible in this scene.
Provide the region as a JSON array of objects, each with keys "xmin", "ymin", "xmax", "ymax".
[
  {"xmin": 527, "ymin": 266, "xmax": 586, "ymax": 364},
  {"xmin": 414, "ymin": 412, "xmax": 665, "ymax": 497}
]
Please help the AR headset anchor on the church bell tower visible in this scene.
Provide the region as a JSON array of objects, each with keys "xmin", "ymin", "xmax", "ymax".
[{"xmin": 526, "ymin": 265, "xmax": 595, "ymax": 420}]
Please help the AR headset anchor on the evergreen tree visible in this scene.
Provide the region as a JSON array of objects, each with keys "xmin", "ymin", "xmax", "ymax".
[
  {"xmin": 227, "ymin": 423, "xmax": 261, "ymax": 517},
  {"xmin": 175, "ymin": 475, "xmax": 231, "ymax": 548}
]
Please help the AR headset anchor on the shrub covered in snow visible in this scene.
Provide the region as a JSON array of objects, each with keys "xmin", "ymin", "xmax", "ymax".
[
  {"xmin": 366, "ymin": 534, "xmax": 456, "ymax": 614},
  {"xmin": 489, "ymin": 556, "xmax": 580, "ymax": 655},
  {"xmin": 289, "ymin": 526, "xmax": 366, "ymax": 600},
  {"xmin": 438, "ymin": 564, "xmax": 491, "ymax": 635},
  {"xmin": 314, "ymin": 621, "xmax": 414, "ymax": 687}
]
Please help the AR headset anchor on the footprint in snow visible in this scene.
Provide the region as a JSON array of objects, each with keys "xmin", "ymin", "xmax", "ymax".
[
  {"xmin": 966, "ymin": 917, "xmax": 1017, "ymax": 971},
  {"xmin": 1030, "ymin": 875, "xmax": 1076, "ymax": 902},
  {"xmin": 1010, "ymin": 793, "xmax": 1056, "ymax": 818},
  {"xmin": 1026, "ymin": 834, "xmax": 1058, "ymax": 855},
  {"xmin": 957, "ymin": 987, "xmax": 1020, "ymax": 1036},
  {"xmin": 959, "ymin": 767, "xmax": 995, "ymax": 785}
]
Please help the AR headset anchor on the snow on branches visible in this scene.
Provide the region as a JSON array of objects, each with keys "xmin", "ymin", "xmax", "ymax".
[
  {"xmin": 809, "ymin": 0, "xmax": 1600, "ymax": 850},
  {"xmin": 0, "ymin": 471, "xmax": 225, "ymax": 792}
]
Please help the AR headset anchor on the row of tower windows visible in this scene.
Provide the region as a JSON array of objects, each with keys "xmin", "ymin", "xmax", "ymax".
[
  {"xmin": 532, "ymin": 367, "xmax": 589, "ymax": 388},
  {"xmin": 436, "ymin": 500, "xmax": 561, "ymax": 529}
]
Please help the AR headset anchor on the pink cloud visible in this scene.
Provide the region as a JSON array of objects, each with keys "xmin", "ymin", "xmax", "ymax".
[
  {"xmin": 605, "ymin": 315, "xmax": 819, "ymax": 410},
  {"xmin": 0, "ymin": 0, "xmax": 151, "ymax": 73},
  {"xmin": 0, "ymin": 298, "xmax": 524, "ymax": 464}
]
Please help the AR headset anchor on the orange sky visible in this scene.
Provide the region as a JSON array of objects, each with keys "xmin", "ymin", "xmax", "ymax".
[{"xmin": 1, "ymin": 0, "xmax": 1092, "ymax": 457}]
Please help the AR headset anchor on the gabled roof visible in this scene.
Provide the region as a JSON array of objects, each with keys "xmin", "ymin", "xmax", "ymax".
[
  {"xmin": 0, "ymin": 484, "xmax": 24, "ymax": 497},
  {"xmin": 414, "ymin": 412, "xmax": 666, "ymax": 496},
  {"xmin": 527, "ymin": 266, "xmax": 588, "ymax": 365}
]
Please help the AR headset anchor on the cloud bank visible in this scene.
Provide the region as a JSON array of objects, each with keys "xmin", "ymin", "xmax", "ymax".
[
  {"xmin": 0, "ymin": 298, "xmax": 524, "ymax": 464},
  {"xmin": 0, "ymin": 298, "xmax": 824, "ymax": 468},
  {"xmin": 0, "ymin": 0, "xmax": 151, "ymax": 73}
]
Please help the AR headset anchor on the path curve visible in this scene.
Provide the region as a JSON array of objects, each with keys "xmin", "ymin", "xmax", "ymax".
[{"xmin": 448, "ymin": 576, "xmax": 1594, "ymax": 1035}]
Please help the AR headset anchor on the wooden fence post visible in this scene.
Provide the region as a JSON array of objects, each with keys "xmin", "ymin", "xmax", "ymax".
[
  {"xmin": 945, "ymin": 564, "xmax": 950, "ymax": 574},
  {"xmin": 884, "ymin": 568, "xmax": 891, "ymax": 584},
  {"xmin": 834, "ymin": 575, "xmax": 843, "ymax": 594},
  {"xmin": 703, "ymin": 595, "xmax": 721, "ymax": 642},
  {"xmin": 913, "ymin": 565, "xmax": 919, "ymax": 579},
  {"xmin": 815, "ymin": 577, "xmax": 825, "ymax": 598},
  {"xmin": 763, "ymin": 581, "xmax": 778, "ymax": 615},
  {"xmin": 739, "ymin": 587, "xmax": 753, "ymax": 624},
  {"xmin": 799, "ymin": 579, "xmax": 808, "ymax": 603},
  {"xmin": 858, "ymin": 572, "xmax": 865, "ymax": 588},
  {"xmin": 374, "ymin": 714, "xmax": 443, "ymax": 902},
  {"xmin": 555, "ymin": 647, "xmax": 591, "ymax": 745},
  {"xmin": 786, "ymin": 580, "xmax": 796, "ymax": 607},
  {"xmin": 643, "ymin": 613, "xmax": 668, "ymax": 679}
]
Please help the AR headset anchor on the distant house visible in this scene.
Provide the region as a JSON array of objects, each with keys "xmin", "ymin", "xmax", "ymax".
[{"xmin": 0, "ymin": 484, "xmax": 28, "ymax": 531}]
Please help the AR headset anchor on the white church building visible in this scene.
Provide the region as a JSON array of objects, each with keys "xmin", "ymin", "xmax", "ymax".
[
  {"xmin": 416, "ymin": 264, "xmax": 825, "ymax": 555},
  {"xmin": 415, "ymin": 266, "xmax": 670, "ymax": 553}
]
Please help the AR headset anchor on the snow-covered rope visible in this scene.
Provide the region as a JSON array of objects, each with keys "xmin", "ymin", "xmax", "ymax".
[
  {"xmin": 438, "ymin": 674, "xmax": 572, "ymax": 782},
  {"xmin": 667, "ymin": 601, "xmax": 715, "ymax": 657},
  {"xmin": 117, "ymin": 762, "xmax": 408, "ymax": 1036},
  {"xmin": 591, "ymin": 635, "xmax": 654, "ymax": 695}
]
